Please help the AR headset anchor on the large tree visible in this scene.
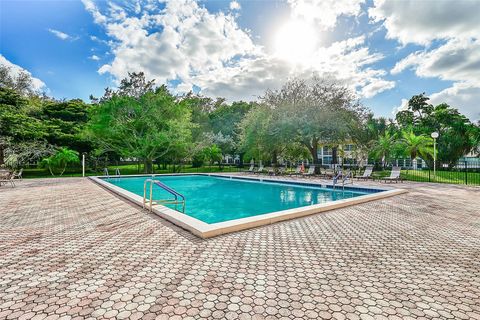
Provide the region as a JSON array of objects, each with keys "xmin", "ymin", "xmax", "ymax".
[
  {"xmin": 350, "ymin": 114, "xmax": 390, "ymax": 164},
  {"xmin": 0, "ymin": 87, "xmax": 48, "ymax": 165},
  {"xmin": 209, "ymin": 101, "xmax": 254, "ymax": 160},
  {"xmin": 41, "ymin": 99, "xmax": 91, "ymax": 153},
  {"xmin": 262, "ymin": 77, "xmax": 365, "ymax": 167},
  {"xmin": 396, "ymin": 93, "xmax": 478, "ymax": 166},
  {"xmin": 85, "ymin": 85, "xmax": 193, "ymax": 173},
  {"xmin": 239, "ymin": 104, "xmax": 289, "ymax": 164}
]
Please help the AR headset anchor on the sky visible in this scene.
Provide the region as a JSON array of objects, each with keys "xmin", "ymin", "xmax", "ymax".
[{"xmin": 1, "ymin": 0, "xmax": 479, "ymax": 121}]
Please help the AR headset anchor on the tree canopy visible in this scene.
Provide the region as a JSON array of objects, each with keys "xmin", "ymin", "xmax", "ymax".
[
  {"xmin": 396, "ymin": 93, "xmax": 479, "ymax": 165},
  {"xmin": 85, "ymin": 84, "xmax": 193, "ymax": 173},
  {"xmin": 237, "ymin": 77, "xmax": 366, "ymax": 171},
  {"xmin": 1, "ymin": 66, "xmax": 478, "ymax": 174}
]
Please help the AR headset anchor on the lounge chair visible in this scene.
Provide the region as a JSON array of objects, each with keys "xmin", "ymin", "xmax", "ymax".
[
  {"xmin": 245, "ymin": 164, "xmax": 254, "ymax": 173},
  {"xmin": 322, "ymin": 168, "xmax": 335, "ymax": 179},
  {"xmin": 289, "ymin": 165, "xmax": 302, "ymax": 176},
  {"xmin": 266, "ymin": 167, "xmax": 275, "ymax": 175},
  {"xmin": 302, "ymin": 165, "xmax": 315, "ymax": 177},
  {"xmin": 276, "ymin": 167, "xmax": 286, "ymax": 175},
  {"xmin": 254, "ymin": 165, "xmax": 264, "ymax": 174},
  {"xmin": 0, "ymin": 172, "xmax": 15, "ymax": 187},
  {"xmin": 12, "ymin": 168, "xmax": 23, "ymax": 180},
  {"xmin": 355, "ymin": 166, "xmax": 373, "ymax": 180},
  {"xmin": 383, "ymin": 166, "xmax": 402, "ymax": 183}
]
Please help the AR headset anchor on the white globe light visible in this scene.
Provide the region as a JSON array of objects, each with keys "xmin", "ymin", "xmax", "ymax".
[{"xmin": 431, "ymin": 132, "xmax": 439, "ymax": 139}]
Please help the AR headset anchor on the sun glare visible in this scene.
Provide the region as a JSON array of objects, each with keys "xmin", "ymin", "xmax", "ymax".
[{"xmin": 274, "ymin": 20, "xmax": 317, "ymax": 64}]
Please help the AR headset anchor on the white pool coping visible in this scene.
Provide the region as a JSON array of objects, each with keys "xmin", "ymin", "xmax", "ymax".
[{"xmin": 89, "ymin": 174, "xmax": 408, "ymax": 239}]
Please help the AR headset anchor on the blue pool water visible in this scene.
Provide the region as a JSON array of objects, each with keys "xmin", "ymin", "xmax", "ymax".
[{"xmin": 105, "ymin": 175, "xmax": 373, "ymax": 224}]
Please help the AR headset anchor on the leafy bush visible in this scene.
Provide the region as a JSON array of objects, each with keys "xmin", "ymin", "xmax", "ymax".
[{"xmin": 40, "ymin": 148, "xmax": 79, "ymax": 176}]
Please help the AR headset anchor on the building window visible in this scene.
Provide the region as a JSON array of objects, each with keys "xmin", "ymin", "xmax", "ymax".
[
  {"xmin": 323, "ymin": 156, "xmax": 333, "ymax": 164},
  {"xmin": 343, "ymin": 144, "xmax": 354, "ymax": 151}
]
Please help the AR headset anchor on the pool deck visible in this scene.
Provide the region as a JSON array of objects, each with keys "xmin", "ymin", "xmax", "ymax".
[{"xmin": 1, "ymin": 175, "xmax": 479, "ymax": 320}]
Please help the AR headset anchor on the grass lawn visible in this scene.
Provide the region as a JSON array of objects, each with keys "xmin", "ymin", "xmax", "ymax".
[
  {"xmin": 368, "ymin": 169, "xmax": 479, "ymax": 185},
  {"xmin": 399, "ymin": 169, "xmax": 480, "ymax": 185}
]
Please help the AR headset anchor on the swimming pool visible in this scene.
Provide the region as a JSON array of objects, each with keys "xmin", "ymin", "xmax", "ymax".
[
  {"xmin": 105, "ymin": 175, "xmax": 375, "ymax": 223},
  {"xmin": 91, "ymin": 174, "xmax": 406, "ymax": 238}
]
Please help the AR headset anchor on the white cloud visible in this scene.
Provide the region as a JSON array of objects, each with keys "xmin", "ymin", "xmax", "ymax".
[
  {"xmin": 361, "ymin": 79, "xmax": 395, "ymax": 98},
  {"xmin": 288, "ymin": 0, "xmax": 365, "ymax": 30},
  {"xmin": 81, "ymin": 0, "xmax": 107, "ymax": 25},
  {"xmin": 192, "ymin": 35, "xmax": 394, "ymax": 100},
  {"xmin": 83, "ymin": 0, "xmax": 393, "ymax": 101},
  {"xmin": 391, "ymin": 98, "xmax": 409, "ymax": 117},
  {"xmin": 392, "ymin": 39, "xmax": 480, "ymax": 86},
  {"xmin": 0, "ymin": 55, "xmax": 46, "ymax": 92},
  {"xmin": 390, "ymin": 38, "xmax": 480, "ymax": 121},
  {"xmin": 371, "ymin": 1, "xmax": 480, "ymax": 121},
  {"xmin": 48, "ymin": 28, "xmax": 73, "ymax": 41},
  {"xmin": 369, "ymin": 0, "xmax": 480, "ymax": 45},
  {"xmin": 229, "ymin": 1, "xmax": 241, "ymax": 11},
  {"xmin": 89, "ymin": 55, "xmax": 100, "ymax": 61},
  {"xmin": 430, "ymin": 83, "xmax": 480, "ymax": 122}
]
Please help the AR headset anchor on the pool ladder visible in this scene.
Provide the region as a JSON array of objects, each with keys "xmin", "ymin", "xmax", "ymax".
[
  {"xmin": 332, "ymin": 170, "xmax": 353, "ymax": 190},
  {"xmin": 143, "ymin": 179, "xmax": 186, "ymax": 213},
  {"xmin": 103, "ymin": 168, "xmax": 121, "ymax": 178}
]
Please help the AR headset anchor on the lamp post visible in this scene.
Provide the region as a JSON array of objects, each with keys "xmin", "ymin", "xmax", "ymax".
[
  {"xmin": 82, "ymin": 153, "xmax": 86, "ymax": 177},
  {"xmin": 431, "ymin": 132, "xmax": 439, "ymax": 178}
]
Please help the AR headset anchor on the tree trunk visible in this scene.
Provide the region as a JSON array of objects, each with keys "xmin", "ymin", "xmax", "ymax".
[
  {"xmin": 272, "ymin": 150, "xmax": 278, "ymax": 166},
  {"xmin": 60, "ymin": 164, "xmax": 66, "ymax": 176},
  {"xmin": 306, "ymin": 139, "xmax": 320, "ymax": 173},
  {"xmin": 144, "ymin": 159, "xmax": 153, "ymax": 173},
  {"xmin": 0, "ymin": 144, "xmax": 4, "ymax": 166},
  {"xmin": 332, "ymin": 147, "xmax": 338, "ymax": 170},
  {"xmin": 311, "ymin": 144, "xmax": 318, "ymax": 164}
]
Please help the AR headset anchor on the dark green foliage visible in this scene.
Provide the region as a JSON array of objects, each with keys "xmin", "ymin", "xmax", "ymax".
[
  {"xmin": 40, "ymin": 99, "xmax": 91, "ymax": 153},
  {"xmin": 40, "ymin": 147, "xmax": 80, "ymax": 176},
  {"xmin": 396, "ymin": 93, "xmax": 478, "ymax": 165},
  {"xmin": 85, "ymin": 85, "xmax": 193, "ymax": 173}
]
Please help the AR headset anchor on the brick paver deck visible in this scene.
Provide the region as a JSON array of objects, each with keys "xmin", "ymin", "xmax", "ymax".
[{"xmin": 1, "ymin": 176, "xmax": 479, "ymax": 320}]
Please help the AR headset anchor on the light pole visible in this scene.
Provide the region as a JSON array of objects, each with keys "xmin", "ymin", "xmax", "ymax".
[
  {"xmin": 431, "ymin": 132, "xmax": 439, "ymax": 178},
  {"xmin": 82, "ymin": 153, "xmax": 86, "ymax": 177}
]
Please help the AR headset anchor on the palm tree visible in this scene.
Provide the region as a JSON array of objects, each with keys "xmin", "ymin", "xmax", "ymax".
[
  {"xmin": 40, "ymin": 156, "xmax": 56, "ymax": 176},
  {"xmin": 400, "ymin": 130, "xmax": 433, "ymax": 161},
  {"xmin": 55, "ymin": 148, "xmax": 80, "ymax": 176},
  {"xmin": 373, "ymin": 131, "xmax": 397, "ymax": 167},
  {"xmin": 351, "ymin": 115, "xmax": 388, "ymax": 166},
  {"xmin": 40, "ymin": 148, "xmax": 79, "ymax": 176}
]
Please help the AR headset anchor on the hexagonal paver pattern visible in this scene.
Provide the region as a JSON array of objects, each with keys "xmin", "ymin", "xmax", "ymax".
[{"xmin": 0, "ymin": 176, "xmax": 479, "ymax": 319}]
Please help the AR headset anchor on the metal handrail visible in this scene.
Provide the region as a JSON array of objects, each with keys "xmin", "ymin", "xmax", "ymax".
[
  {"xmin": 154, "ymin": 180, "xmax": 185, "ymax": 202},
  {"xmin": 333, "ymin": 170, "xmax": 353, "ymax": 190},
  {"xmin": 143, "ymin": 179, "xmax": 185, "ymax": 213}
]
